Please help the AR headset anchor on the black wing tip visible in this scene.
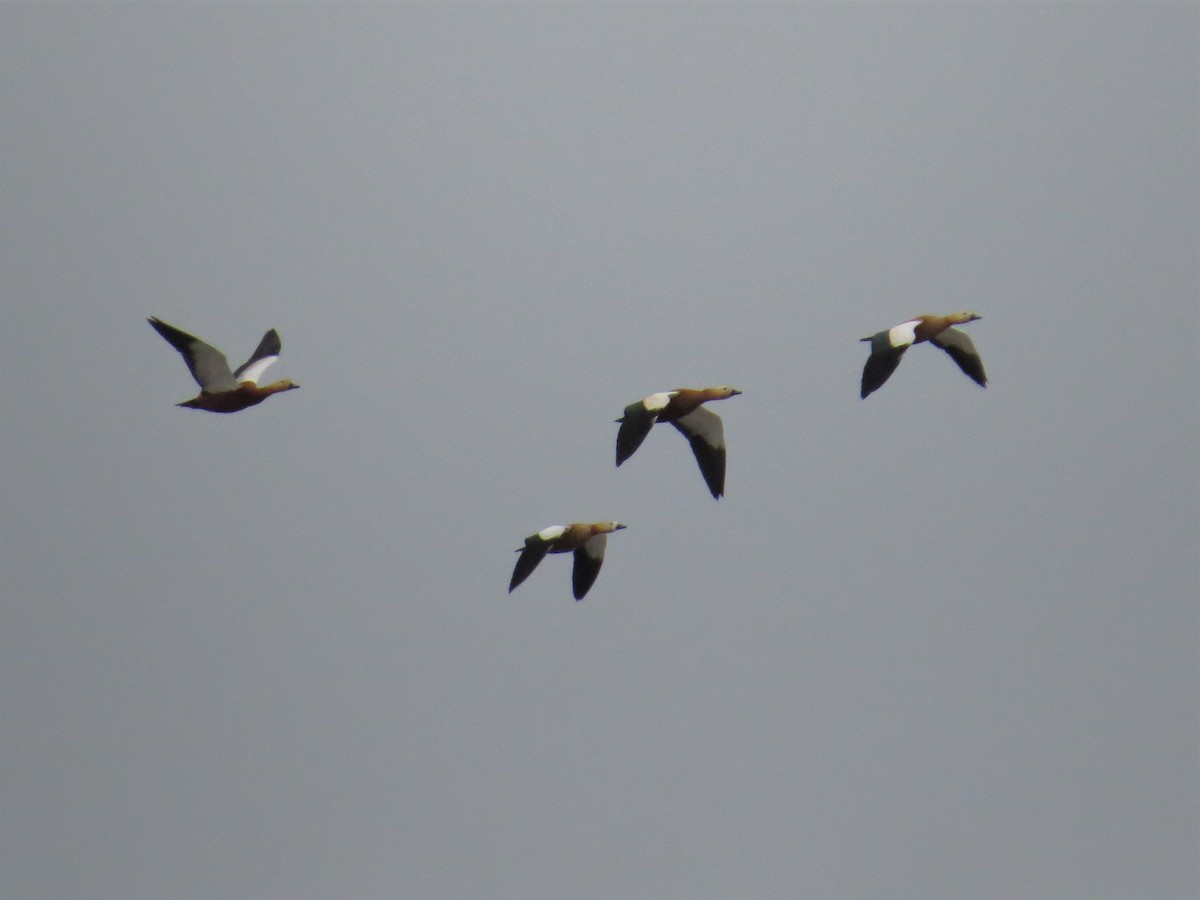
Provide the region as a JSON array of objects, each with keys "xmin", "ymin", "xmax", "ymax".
[
  {"xmin": 860, "ymin": 347, "xmax": 906, "ymax": 398},
  {"xmin": 698, "ymin": 475, "xmax": 724, "ymax": 499},
  {"xmin": 953, "ymin": 362, "xmax": 987, "ymax": 389},
  {"xmin": 615, "ymin": 435, "xmax": 642, "ymax": 467},
  {"xmin": 699, "ymin": 463, "xmax": 725, "ymax": 498},
  {"xmin": 615, "ymin": 407, "xmax": 656, "ymax": 467},
  {"xmin": 148, "ymin": 316, "xmax": 199, "ymax": 355},
  {"xmin": 679, "ymin": 432, "xmax": 726, "ymax": 499},
  {"xmin": 252, "ymin": 329, "xmax": 283, "ymax": 358},
  {"xmin": 572, "ymin": 549, "xmax": 603, "ymax": 600}
]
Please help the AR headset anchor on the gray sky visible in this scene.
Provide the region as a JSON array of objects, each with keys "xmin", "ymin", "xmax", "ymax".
[{"xmin": 2, "ymin": 3, "xmax": 1197, "ymax": 899}]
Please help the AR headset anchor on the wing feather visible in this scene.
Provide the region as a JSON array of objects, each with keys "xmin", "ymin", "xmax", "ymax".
[
  {"xmin": 148, "ymin": 317, "xmax": 237, "ymax": 392},
  {"xmin": 571, "ymin": 534, "xmax": 607, "ymax": 600},
  {"xmin": 616, "ymin": 401, "xmax": 658, "ymax": 466},
  {"xmin": 860, "ymin": 331, "xmax": 909, "ymax": 398},
  {"xmin": 930, "ymin": 327, "xmax": 987, "ymax": 387},
  {"xmin": 509, "ymin": 536, "xmax": 552, "ymax": 593},
  {"xmin": 233, "ymin": 329, "xmax": 283, "ymax": 384},
  {"xmin": 671, "ymin": 407, "xmax": 727, "ymax": 498}
]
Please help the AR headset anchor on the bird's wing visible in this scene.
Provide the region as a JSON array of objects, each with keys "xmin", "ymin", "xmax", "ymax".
[
  {"xmin": 930, "ymin": 327, "xmax": 987, "ymax": 387},
  {"xmin": 233, "ymin": 329, "xmax": 282, "ymax": 385},
  {"xmin": 148, "ymin": 317, "xmax": 238, "ymax": 392},
  {"xmin": 509, "ymin": 535, "xmax": 553, "ymax": 593},
  {"xmin": 860, "ymin": 328, "xmax": 913, "ymax": 399},
  {"xmin": 571, "ymin": 534, "xmax": 607, "ymax": 600},
  {"xmin": 615, "ymin": 400, "xmax": 659, "ymax": 466},
  {"xmin": 671, "ymin": 406, "xmax": 727, "ymax": 499}
]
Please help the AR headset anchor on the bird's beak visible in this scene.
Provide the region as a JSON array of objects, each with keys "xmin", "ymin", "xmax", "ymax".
[{"xmin": 613, "ymin": 524, "xmax": 627, "ymax": 531}]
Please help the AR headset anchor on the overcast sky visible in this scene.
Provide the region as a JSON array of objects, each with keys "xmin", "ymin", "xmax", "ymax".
[{"xmin": 2, "ymin": 3, "xmax": 1197, "ymax": 899}]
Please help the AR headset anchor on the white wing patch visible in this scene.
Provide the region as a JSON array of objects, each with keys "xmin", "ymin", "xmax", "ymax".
[
  {"xmin": 643, "ymin": 391, "xmax": 675, "ymax": 412},
  {"xmin": 582, "ymin": 533, "xmax": 607, "ymax": 560},
  {"xmin": 234, "ymin": 355, "xmax": 279, "ymax": 386},
  {"xmin": 674, "ymin": 406, "xmax": 725, "ymax": 449},
  {"xmin": 887, "ymin": 320, "xmax": 921, "ymax": 348},
  {"xmin": 537, "ymin": 524, "xmax": 567, "ymax": 542}
]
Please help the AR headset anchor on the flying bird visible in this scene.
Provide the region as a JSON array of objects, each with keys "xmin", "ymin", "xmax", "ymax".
[
  {"xmin": 148, "ymin": 317, "xmax": 299, "ymax": 412},
  {"xmin": 615, "ymin": 387, "xmax": 741, "ymax": 498},
  {"xmin": 860, "ymin": 313, "xmax": 986, "ymax": 398},
  {"xmin": 509, "ymin": 521, "xmax": 627, "ymax": 601}
]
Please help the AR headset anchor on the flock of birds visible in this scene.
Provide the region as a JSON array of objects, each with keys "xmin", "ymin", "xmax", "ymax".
[{"xmin": 149, "ymin": 311, "xmax": 987, "ymax": 600}]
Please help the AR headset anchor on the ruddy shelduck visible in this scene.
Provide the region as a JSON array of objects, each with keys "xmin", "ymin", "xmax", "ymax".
[
  {"xmin": 149, "ymin": 317, "xmax": 299, "ymax": 412},
  {"xmin": 616, "ymin": 387, "xmax": 741, "ymax": 499},
  {"xmin": 860, "ymin": 313, "xmax": 986, "ymax": 398},
  {"xmin": 509, "ymin": 521, "xmax": 627, "ymax": 601}
]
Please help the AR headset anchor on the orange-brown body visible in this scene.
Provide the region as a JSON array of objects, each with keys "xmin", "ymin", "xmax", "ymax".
[
  {"xmin": 655, "ymin": 387, "xmax": 740, "ymax": 423},
  {"xmin": 542, "ymin": 522, "xmax": 621, "ymax": 553},
  {"xmin": 911, "ymin": 313, "xmax": 976, "ymax": 344},
  {"xmin": 178, "ymin": 380, "xmax": 298, "ymax": 413}
]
